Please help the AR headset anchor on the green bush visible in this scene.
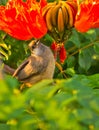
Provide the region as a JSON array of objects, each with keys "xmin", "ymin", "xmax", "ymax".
[{"xmin": 0, "ymin": 74, "xmax": 99, "ymax": 130}]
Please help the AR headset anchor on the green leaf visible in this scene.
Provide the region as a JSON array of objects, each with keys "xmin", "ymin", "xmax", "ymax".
[
  {"xmin": 84, "ymin": 29, "xmax": 97, "ymax": 41},
  {"xmin": 87, "ymin": 74, "xmax": 99, "ymax": 88},
  {"xmin": 69, "ymin": 29, "xmax": 81, "ymax": 47},
  {"xmin": 65, "ymin": 68, "xmax": 75, "ymax": 76},
  {"xmin": 0, "ymin": 0, "xmax": 7, "ymax": 5},
  {"xmin": 0, "ymin": 123, "xmax": 10, "ymax": 130},
  {"xmin": 94, "ymin": 42, "xmax": 99, "ymax": 54},
  {"xmin": 57, "ymin": 73, "xmax": 64, "ymax": 79},
  {"xmin": 66, "ymin": 56, "xmax": 76, "ymax": 68},
  {"xmin": 78, "ymin": 49, "xmax": 92, "ymax": 71}
]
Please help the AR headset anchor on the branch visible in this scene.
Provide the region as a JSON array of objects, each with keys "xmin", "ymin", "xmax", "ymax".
[
  {"xmin": 68, "ymin": 42, "xmax": 94, "ymax": 58},
  {"xmin": 3, "ymin": 64, "xmax": 15, "ymax": 75}
]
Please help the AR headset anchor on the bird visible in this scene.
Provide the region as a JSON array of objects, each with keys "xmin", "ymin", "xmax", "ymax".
[{"xmin": 13, "ymin": 39, "xmax": 55, "ymax": 87}]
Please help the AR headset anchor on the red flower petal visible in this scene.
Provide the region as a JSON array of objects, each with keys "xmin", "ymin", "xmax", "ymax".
[
  {"xmin": 59, "ymin": 44, "xmax": 67, "ymax": 63},
  {"xmin": 51, "ymin": 42, "xmax": 67, "ymax": 63},
  {"xmin": 0, "ymin": 0, "xmax": 47, "ymax": 40},
  {"xmin": 51, "ymin": 42, "xmax": 58, "ymax": 51},
  {"xmin": 40, "ymin": 0, "xmax": 47, "ymax": 8},
  {"xmin": 74, "ymin": 0, "xmax": 99, "ymax": 32}
]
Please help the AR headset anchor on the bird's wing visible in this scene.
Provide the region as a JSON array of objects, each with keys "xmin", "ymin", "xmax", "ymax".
[{"xmin": 13, "ymin": 56, "xmax": 48, "ymax": 81}]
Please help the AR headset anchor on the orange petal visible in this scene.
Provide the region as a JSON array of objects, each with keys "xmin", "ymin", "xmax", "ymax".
[
  {"xmin": 75, "ymin": 0, "xmax": 99, "ymax": 32},
  {"xmin": 0, "ymin": 0, "xmax": 47, "ymax": 40}
]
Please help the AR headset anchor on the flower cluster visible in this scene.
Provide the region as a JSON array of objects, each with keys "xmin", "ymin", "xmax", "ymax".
[
  {"xmin": 0, "ymin": 0, "xmax": 47, "ymax": 40},
  {"xmin": 74, "ymin": 0, "xmax": 99, "ymax": 32},
  {"xmin": 0, "ymin": 0, "xmax": 99, "ymax": 62}
]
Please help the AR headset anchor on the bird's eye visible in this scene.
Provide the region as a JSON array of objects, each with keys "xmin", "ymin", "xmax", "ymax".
[
  {"xmin": 32, "ymin": 40, "xmax": 39, "ymax": 50},
  {"xmin": 32, "ymin": 43, "xmax": 36, "ymax": 49}
]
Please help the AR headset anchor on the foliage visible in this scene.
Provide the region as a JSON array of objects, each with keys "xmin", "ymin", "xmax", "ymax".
[
  {"xmin": 0, "ymin": 0, "xmax": 7, "ymax": 5},
  {"xmin": 0, "ymin": 0, "xmax": 99, "ymax": 130},
  {"xmin": 0, "ymin": 74, "xmax": 99, "ymax": 130}
]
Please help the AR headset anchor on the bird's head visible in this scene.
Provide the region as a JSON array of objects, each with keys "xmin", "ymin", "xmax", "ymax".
[{"xmin": 28, "ymin": 40, "xmax": 46, "ymax": 56}]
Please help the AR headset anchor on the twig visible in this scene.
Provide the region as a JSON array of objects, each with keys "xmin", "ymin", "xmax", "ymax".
[
  {"xmin": 3, "ymin": 64, "xmax": 15, "ymax": 75},
  {"xmin": 68, "ymin": 42, "xmax": 94, "ymax": 58},
  {"xmin": 55, "ymin": 62, "xmax": 67, "ymax": 78},
  {"xmin": 67, "ymin": 45, "xmax": 77, "ymax": 52}
]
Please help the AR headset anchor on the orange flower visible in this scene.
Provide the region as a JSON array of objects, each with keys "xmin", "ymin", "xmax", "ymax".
[
  {"xmin": 0, "ymin": 0, "xmax": 47, "ymax": 40},
  {"xmin": 74, "ymin": 0, "xmax": 99, "ymax": 32}
]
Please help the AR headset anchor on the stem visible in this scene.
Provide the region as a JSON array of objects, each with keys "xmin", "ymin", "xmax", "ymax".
[
  {"xmin": 3, "ymin": 64, "xmax": 15, "ymax": 75},
  {"xmin": 68, "ymin": 42, "xmax": 95, "ymax": 58},
  {"xmin": 62, "ymin": 71, "xmax": 67, "ymax": 78},
  {"xmin": 67, "ymin": 45, "xmax": 77, "ymax": 53},
  {"xmin": 55, "ymin": 61, "xmax": 63, "ymax": 72},
  {"xmin": 55, "ymin": 61, "xmax": 67, "ymax": 78}
]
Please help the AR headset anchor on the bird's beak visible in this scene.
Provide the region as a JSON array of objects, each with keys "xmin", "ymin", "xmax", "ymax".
[
  {"xmin": 28, "ymin": 39, "xmax": 40, "ymax": 50},
  {"xmin": 28, "ymin": 40, "xmax": 35, "ymax": 50}
]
